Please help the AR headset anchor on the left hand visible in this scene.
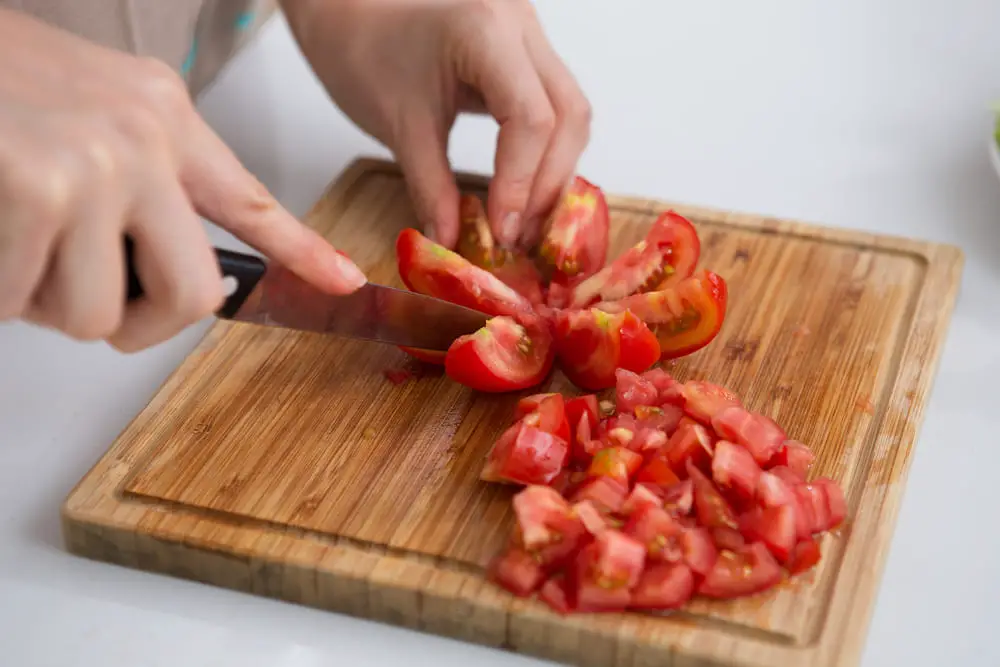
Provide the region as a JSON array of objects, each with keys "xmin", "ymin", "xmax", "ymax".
[{"xmin": 281, "ymin": 0, "xmax": 592, "ymax": 250}]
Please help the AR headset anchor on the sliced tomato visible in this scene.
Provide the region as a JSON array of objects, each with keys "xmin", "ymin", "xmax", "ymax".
[
  {"xmin": 630, "ymin": 563, "xmax": 695, "ymax": 611},
  {"xmin": 666, "ymin": 421, "xmax": 716, "ymax": 475},
  {"xmin": 711, "ymin": 406, "xmax": 786, "ymax": 466},
  {"xmin": 396, "ymin": 227, "xmax": 532, "ymax": 317},
  {"xmin": 553, "ymin": 308, "xmax": 660, "ymax": 391},
  {"xmin": 697, "ymin": 542, "xmax": 783, "ymax": 599},
  {"xmin": 739, "ymin": 504, "xmax": 797, "ymax": 562},
  {"xmin": 565, "ymin": 395, "xmax": 600, "ymax": 434},
  {"xmin": 573, "ymin": 499, "xmax": 611, "ymax": 536},
  {"xmin": 756, "ymin": 471, "xmax": 798, "ymax": 509},
  {"xmin": 623, "ymin": 505, "xmax": 685, "ymax": 562},
  {"xmin": 712, "ymin": 440, "xmax": 763, "ymax": 501},
  {"xmin": 794, "ymin": 484, "xmax": 830, "ymax": 536},
  {"xmin": 615, "ymin": 368, "xmax": 659, "ymax": 414},
  {"xmin": 590, "ymin": 529, "xmax": 646, "ymax": 589},
  {"xmin": 565, "ymin": 211, "xmax": 700, "ymax": 308},
  {"xmin": 515, "ymin": 393, "xmax": 571, "ymax": 445},
  {"xmin": 688, "ymin": 460, "xmax": 739, "ymax": 530},
  {"xmin": 587, "ymin": 447, "xmax": 643, "ymax": 486},
  {"xmin": 786, "ymin": 538, "xmax": 822, "ymax": 575},
  {"xmin": 642, "ymin": 367, "xmax": 683, "ymax": 405},
  {"xmin": 538, "ymin": 176, "xmax": 610, "ymax": 283},
  {"xmin": 663, "ymin": 479, "xmax": 695, "ymax": 516},
  {"xmin": 480, "ymin": 422, "xmax": 568, "ymax": 486},
  {"xmin": 712, "ymin": 527, "xmax": 746, "ymax": 552},
  {"xmin": 679, "ymin": 381, "xmax": 741, "ymax": 425},
  {"xmin": 622, "ymin": 483, "xmax": 666, "ymax": 516},
  {"xmin": 511, "ymin": 486, "xmax": 586, "ymax": 569},
  {"xmin": 635, "ymin": 455, "xmax": 681, "ymax": 488},
  {"xmin": 445, "ymin": 315, "xmax": 554, "ymax": 392},
  {"xmin": 568, "ymin": 476, "xmax": 629, "ymax": 514},
  {"xmin": 567, "ymin": 542, "xmax": 632, "ymax": 612},
  {"xmin": 539, "ymin": 575, "xmax": 573, "ymax": 614},
  {"xmin": 594, "ymin": 270, "xmax": 728, "ymax": 359},
  {"xmin": 770, "ymin": 440, "xmax": 815, "ymax": 478},
  {"xmin": 814, "ymin": 478, "xmax": 847, "ymax": 529},
  {"xmin": 769, "ymin": 465, "xmax": 806, "ymax": 486},
  {"xmin": 488, "ymin": 547, "xmax": 546, "ymax": 597},
  {"xmin": 631, "ymin": 427, "xmax": 669, "ymax": 453},
  {"xmin": 681, "ymin": 526, "xmax": 718, "ymax": 576}
]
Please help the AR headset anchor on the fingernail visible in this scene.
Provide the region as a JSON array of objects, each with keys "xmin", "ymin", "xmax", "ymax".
[
  {"xmin": 334, "ymin": 254, "xmax": 367, "ymax": 290},
  {"xmin": 499, "ymin": 212, "xmax": 520, "ymax": 248}
]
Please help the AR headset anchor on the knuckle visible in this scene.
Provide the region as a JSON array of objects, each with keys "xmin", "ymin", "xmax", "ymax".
[
  {"xmin": 172, "ymin": 274, "xmax": 225, "ymax": 322},
  {"xmin": 115, "ymin": 103, "xmax": 170, "ymax": 149},
  {"xmin": 134, "ymin": 57, "xmax": 193, "ymax": 117},
  {"xmin": 0, "ymin": 159, "xmax": 74, "ymax": 222},
  {"xmin": 519, "ymin": 103, "xmax": 556, "ymax": 137},
  {"xmin": 566, "ymin": 93, "xmax": 593, "ymax": 129}
]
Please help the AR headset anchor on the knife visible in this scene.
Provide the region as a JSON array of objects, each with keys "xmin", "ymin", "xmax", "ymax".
[{"xmin": 122, "ymin": 238, "xmax": 489, "ymax": 352}]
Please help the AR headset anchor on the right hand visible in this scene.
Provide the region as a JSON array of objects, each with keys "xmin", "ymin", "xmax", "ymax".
[{"xmin": 0, "ymin": 9, "xmax": 367, "ymax": 352}]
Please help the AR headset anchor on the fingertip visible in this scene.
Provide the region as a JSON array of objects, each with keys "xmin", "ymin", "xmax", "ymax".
[{"xmin": 331, "ymin": 252, "xmax": 368, "ymax": 292}]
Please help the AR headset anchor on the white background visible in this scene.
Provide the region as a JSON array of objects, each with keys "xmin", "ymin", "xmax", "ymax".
[{"xmin": 2, "ymin": 2, "xmax": 999, "ymax": 665}]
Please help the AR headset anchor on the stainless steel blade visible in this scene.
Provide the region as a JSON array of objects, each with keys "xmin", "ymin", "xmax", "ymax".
[{"xmin": 229, "ymin": 264, "xmax": 489, "ymax": 351}]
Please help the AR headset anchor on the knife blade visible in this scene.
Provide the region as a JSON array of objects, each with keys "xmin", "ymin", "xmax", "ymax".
[{"xmin": 123, "ymin": 238, "xmax": 489, "ymax": 352}]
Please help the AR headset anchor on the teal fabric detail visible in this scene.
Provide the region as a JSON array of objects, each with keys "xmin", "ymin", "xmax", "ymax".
[
  {"xmin": 181, "ymin": 39, "xmax": 198, "ymax": 75},
  {"xmin": 234, "ymin": 11, "xmax": 255, "ymax": 30}
]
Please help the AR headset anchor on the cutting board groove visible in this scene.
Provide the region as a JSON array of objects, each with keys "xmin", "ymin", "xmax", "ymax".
[{"xmin": 62, "ymin": 158, "xmax": 963, "ymax": 667}]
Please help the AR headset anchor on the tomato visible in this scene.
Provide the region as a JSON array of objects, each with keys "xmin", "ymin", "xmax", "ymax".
[
  {"xmin": 515, "ymin": 393, "xmax": 571, "ymax": 445},
  {"xmin": 739, "ymin": 504, "xmax": 797, "ymax": 562},
  {"xmin": 642, "ymin": 367, "xmax": 683, "ymax": 405},
  {"xmin": 688, "ymin": 461, "xmax": 739, "ymax": 530},
  {"xmin": 538, "ymin": 176, "xmax": 610, "ymax": 283},
  {"xmin": 480, "ymin": 422, "xmax": 568, "ymax": 486},
  {"xmin": 663, "ymin": 479, "xmax": 695, "ymax": 516},
  {"xmin": 623, "ymin": 505, "xmax": 685, "ymax": 562},
  {"xmin": 567, "ymin": 542, "xmax": 632, "ymax": 612},
  {"xmin": 756, "ymin": 471, "xmax": 798, "ymax": 509},
  {"xmin": 590, "ymin": 529, "xmax": 646, "ymax": 589},
  {"xmin": 635, "ymin": 455, "xmax": 681, "ymax": 488},
  {"xmin": 630, "ymin": 563, "xmax": 695, "ymax": 611},
  {"xmin": 568, "ymin": 476, "xmax": 629, "ymax": 514},
  {"xmin": 814, "ymin": 478, "xmax": 847, "ymax": 529},
  {"xmin": 621, "ymin": 483, "xmax": 666, "ymax": 516},
  {"xmin": 615, "ymin": 368, "xmax": 659, "ymax": 414},
  {"xmin": 679, "ymin": 381, "xmax": 741, "ymax": 425},
  {"xmin": 565, "ymin": 395, "xmax": 600, "ymax": 434},
  {"xmin": 488, "ymin": 547, "xmax": 546, "ymax": 597},
  {"xmin": 511, "ymin": 486, "xmax": 586, "ymax": 569},
  {"xmin": 631, "ymin": 427, "xmax": 669, "ymax": 453},
  {"xmin": 712, "ymin": 440, "xmax": 763, "ymax": 501},
  {"xmin": 594, "ymin": 270, "xmax": 728, "ymax": 359},
  {"xmin": 786, "ymin": 538, "xmax": 822, "ymax": 575},
  {"xmin": 681, "ymin": 526, "xmax": 718, "ymax": 576},
  {"xmin": 553, "ymin": 308, "xmax": 660, "ymax": 391},
  {"xmin": 711, "ymin": 406, "xmax": 786, "ymax": 466},
  {"xmin": 711, "ymin": 527, "xmax": 746, "ymax": 552},
  {"xmin": 769, "ymin": 465, "xmax": 806, "ymax": 486},
  {"xmin": 396, "ymin": 228, "xmax": 532, "ymax": 317},
  {"xmin": 666, "ymin": 421, "xmax": 716, "ymax": 475},
  {"xmin": 587, "ymin": 447, "xmax": 643, "ymax": 486},
  {"xmin": 794, "ymin": 484, "xmax": 830, "ymax": 536},
  {"xmin": 445, "ymin": 315, "xmax": 554, "ymax": 392},
  {"xmin": 573, "ymin": 500, "xmax": 611, "ymax": 536},
  {"xmin": 564, "ymin": 211, "xmax": 700, "ymax": 308},
  {"xmin": 397, "ymin": 346, "xmax": 447, "ymax": 365},
  {"xmin": 697, "ymin": 542, "xmax": 783, "ymax": 599},
  {"xmin": 539, "ymin": 575, "xmax": 573, "ymax": 614},
  {"xmin": 770, "ymin": 440, "xmax": 815, "ymax": 478}
]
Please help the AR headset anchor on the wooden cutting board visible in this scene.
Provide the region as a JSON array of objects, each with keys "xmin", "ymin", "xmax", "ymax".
[{"xmin": 62, "ymin": 157, "xmax": 963, "ymax": 667}]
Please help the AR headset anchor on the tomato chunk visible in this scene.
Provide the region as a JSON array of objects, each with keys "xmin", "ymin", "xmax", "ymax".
[
  {"xmin": 553, "ymin": 308, "xmax": 660, "ymax": 391},
  {"xmin": 756, "ymin": 471, "xmax": 798, "ymax": 509},
  {"xmin": 511, "ymin": 486, "xmax": 586, "ymax": 569},
  {"xmin": 697, "ymin": 542, "xmax": 783, "ymax": 599},
  {"xmin": 770, "ymin": 440, "xmax": 815, "ymax": 478},
  {"xmin": 595, "ymin": 270, "xmax": 728, "ymax": 359},
  {"xmin": 739, "ymin": 504, "xmax": 797, "ymax": 562},
  {"xmin": 688, "ymin": 461, "xmax": 739, "ymax": 530},
  {"xmin": 515, "ymin": 393, "xmax": 571, "ymax": 445},
  {"xmin": 711, "ymin": 406, "xmax": 786, "ymax": 466},
  {"xmin": 488, "ymin": 547, "xmax": 546, "ymax": 597},
  {"xmin": 445, "ymin": 315, "xmax": 554, "ymax": 392},
  {"xmin": 712, "ymin": 440, "xmax": 763, "ymax": 501},
  {"xmin": 622, "ymin": 483, "xmax": 665, "ymax": 516},
  {"xmin": 681, "ymin": 526, "xmax": 718, "ymax": 576},
  {"xmin": 666, "ymin": 421, "xmax": 716, "ymax": 475},
  {"xmin": 573, "ymin": 500, "xmax": 611, "ymax": 536},
  {"xmin": 587, "ymin": 447, "xmax": 643, "ymax": 486},
  {"xmin": 623, "ymin": 505, "xmax": 685, "ymax": 562},
  {"xmin": 567, "ymin": 542, "xmax": 633, "ymax": 612},
  {"xmin": 635, "ymin": 455, "xmax": 681, "ymax": 488},
  {"xmin": 814, "ymin": 477, "xmax": 847, "ymax": 529},
  {"xmin": 565, "ymin": 395, "xmax": 600, "ymax": 434},
  {"xmin": 663, "ymin": 479, "xmax": 695, "ymax": 516},
  {"xmin": 539, "ymin": 575, "xmax": 573, "ymax": 614},
  {"xmin": 568, "ymin": 476, "xmax": 629, "ymax": 514},
  {"xmin": 538, "ymin": 176, "xmax": 610, "ymax": 283},
  {"xmin": 630, "ymin": 563, "xmax": 696, "ymax": 611},
  {"xmin": 786, "ymin": 538, "xmax": 823, "ymax": 575},
  {"xmin": 615, "ymin": 368, "xmax": 659, "ymax": 414},
  {"xmin": 480, "ymin": 422, "xmax": 568, "ymax": 486}
]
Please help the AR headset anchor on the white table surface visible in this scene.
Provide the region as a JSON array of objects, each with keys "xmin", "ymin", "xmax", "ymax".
[{"xmin": 3, "ymin": 2, "xmax": 1000, "ymax": 665}]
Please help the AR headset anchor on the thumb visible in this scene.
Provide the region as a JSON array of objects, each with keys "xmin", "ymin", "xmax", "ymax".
[
  {"xmin": 179, "ymin": 119, "xmax": 367, "ymax": 295},
  {"xmin": 392, "ymin": 111, "xmax": 461, "ymax": 248}
]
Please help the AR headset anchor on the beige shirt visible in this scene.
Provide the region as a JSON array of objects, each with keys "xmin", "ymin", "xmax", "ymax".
[{"xmin": 1, "ymin": 0, "xmax": 276, "ymax": 95}]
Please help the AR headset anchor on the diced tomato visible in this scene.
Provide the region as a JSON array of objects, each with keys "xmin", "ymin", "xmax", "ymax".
[
  {"xmin": 604, "ymin": 426, "xmax": 636, "ymax": 449},
  {"xmin": 564, "ymin": 211, "xmax": 701, "ymax": 308},
  {"xmin": 567, "ymin": 542, "xmax": 633, "ymax": 612},
  {"xmin": 756, "ymin": 471, "xmax": 797, "ymax": 509},
  {"xmin": 794, "ymin": 484, "xmax": 831, "ymax": 536},
  {"xmin": 594, "ymin": 270, "xmax": 728, "ymax": 359},
  {"xmin": 681, "ymin": 526, "xmax": 718, "ymax": 576},
  {"xmin": 622, "ymin": 483, "xmax": 666, "ymax": 516},
  {"xmin": 739, "ymin": 504, "xmax": 797, "ymax": 562},
  {"xmin": 688, "ymin": 461, "xmax": 739, "ymax": 530},
  {"xmin": 697, "ymin": 542, "xmax": 783, "ymax": 599},
  {"xmin": 573, "ymin": 500, "xmax": 611, "ymax": 536},
  {"xmin": 396, "ymin": 227, "xmax": 532, "ymax": 317},
  {"xmin": 642, "ymin": 367, "xmax": 683, "ymax": 404},
  {"xmin": 515, "ymin": 393, "xmax": 571, "ymax": 445},
  {"xmin": 445, "ymin": 315, "xmax": 555, "ymax": 392},
  {"xmin": 592, "ymin": 530, "xmax": 646, "ymax": 588},
  {"xmin": 786, "ymin": 538, "xmax": 823, "ymax": 575},
  {"xmin": 488, "ymin": 547, "xmax": 546, "ymax": 597},
  {"xmin": 711, "ymin": 526, "xmax": 746, "ymax": 552},
  {"xmin": 539, "ymin": 575, "xmax": 573, "ymax": 614},
  {"xmin": 480, "ymin": 422, "xmax": 568, "ymax": 486},
  {"xmin": 631, "ymin": 428, "xmax": 669, "ymax": 453},
  {"xmin": 630, "ymin": 563, "xmax": 696, "ymax": 611},
  {"xmin": 511, "ymin": 486, "xmax": 586, "ymax": 568},
  {"xmin": 711, "ymin": 406, "xmax": 786, "ymax": 466},
  {"xmin": 553, "ymin": 308, "xmax": 660, "ymax": 391},
  {"xmin": 615, "ymin": 368, "xmax": 659, "ymax": 415},
  {"xmin": 663, "ymin": 479, "xmax": 694, "ymax": 516},
  {"xmin": 814, "ymin": 477, "xmax": 847, "ymax": 529},
  {"xmin": 666, "ymin": 421, "xmax": 716, "ymax": 475},
  {"xmin": 679, "ymin": 381, "xmax": 741, "ymax": 425},
  {"xmin": 565, "ymin": 395, "xmax": 600, "ymax": 434},
  {"xmin": 538, "ymin": 176, "xmax": 610, "ymax": 283},
  {"xmin": 712, "ymin": 440, "xmax": 763, "ymax": 501},
  {"xmin": 770, "ymin": 440, "xmax": 815, "ymax": 479},
  {"xmin": 568, "ymin": 476, "xmax": 629, "ymax": 514},
  {"xmin": 770, "ymin": 465, "xmax": 806, "ymax": 486},
  {"xmin": 635, "ymin": 455, "xmax": 681, "ymax": 488},
  {"xmin": 587, "ymin": 447, "xmax": 643, "ymax": 486},
  {"xmin": 623, "ymin": 505, "xmax": 685, "ymax": 562}
]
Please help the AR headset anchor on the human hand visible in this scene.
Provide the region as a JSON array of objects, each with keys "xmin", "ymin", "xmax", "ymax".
[
  {"xmin": 282, "ymin": 0, "xmax": 592, "ymax": 250},
  {"xmin": 0, "ymin": 8, "xmax": 366, "ymax": 352}
]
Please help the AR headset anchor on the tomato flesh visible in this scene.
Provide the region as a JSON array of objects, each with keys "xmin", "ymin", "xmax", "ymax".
[
  {"xmin": 666, "ymin": 421, "xmax": 716, "ymax": 475},
  {"xmin": 553, "ymin": 308, "xmax": 660, "ymax": 391},
  {"xmin": 697, "ymin": 542, "xmax": 783, "ymax": 599},
  {"xmin": 688, "ymin": 461, "xmax": 739, "ymax": 530},
  {"xmin": 480, "ymin": 422, "xmax": 568, "ymax": 485},
  {"xmin": 635, "ymin": 455, "xmax": 681, "ymax": 488},
  {"xmin": 445, "ymin": 315, "xmax": 554, "ymax": 393},
  {"xmin": 568, "ymin": 476, "xmax": 629, "ymax": 515},
  {"xmin": 587, "ymin": 447, "xmax": 643, "ymax": 486},
  {"xmin": 771, "ymin": 440, "xmax": 815, "ymax": 478},
  {"xmin": 515, "ymin": 393, "xmax": 571, "ymax": 445},
  {"xmin": 739, "ymin": 504, "xmax": 797, "ymax": 562},
  {"xmin": 488, "ymin": 547, "xmax": 546, "ymax": 597},
  {"xmin": 623, "ymin": 505, "xmax": 685, "ymax": 562},
  {"xmin": 630, "ymin": 563, "xmax": 695, "ymax": 611},
  {"xmin": 711, "ymin": 406, "xmax": 786, "ymax": 466},
  {"xmin": 712, "ymin": 440, "xmax": 763, "ymax": 501},
  {"xmin": 786, "ymin": 538, "xmax": 823, "ymax": 575},
  {"xmin": 538, "ymin": 176, "xmax": 610, "ymax": 284},
  {"xmin": 615, "ymin": 369, "xmax": 660, "ymax": 415}
]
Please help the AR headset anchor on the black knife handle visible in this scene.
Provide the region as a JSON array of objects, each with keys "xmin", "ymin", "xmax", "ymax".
[{"xmin": 123, "ymin": 236, "xmax": 267, "ymax": 319}]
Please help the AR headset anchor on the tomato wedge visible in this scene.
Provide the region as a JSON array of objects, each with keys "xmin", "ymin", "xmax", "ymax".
[
  {"xmin": 595, "ymin": 270, "xmax": 728, "ymax": 359},
  {"xmin": 538, "ymin": 176, "xmax": 610, "ymax": 284},
  {"xmin": 445, "ymin": 315, "xmax": 554, "ymax": 392},
  {"xmin": 515, "ymin": 393, "xmax": 571, "ymax": 445},
  {"xmin": 697, "ymin": 542, "xmax": 783, "ymax": 599},
  {"xmin": 553, "ymin": 308, "xmax": 660, "ymax": 391},
  {"xmin": 688, "ymin": 461, "xmax": 739, "ymax": 530},
  {"xmin": 480, "ymin": 421, "xmax": 568, "ymax": 485},
  {"xmin": 565, "ymin": 211, "xmax": 700, "ymax": 308}
]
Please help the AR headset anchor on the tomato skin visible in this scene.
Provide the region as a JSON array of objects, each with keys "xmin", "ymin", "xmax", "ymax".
[
  {"xmin": 697, "ymin": 542, "xmax": 783, "ymax": 599},
  {"xmin": 739, "ymin": 504, "xmax": 797, "ymax": 562},
  {"xmin": 681, "ymin": 526, "xmax": 718, "ymax": 576},
  {"xmin": 595, "ymin": 270, "xmax": 728, "ymax": 360},
  {"xmin": 711, "ymin": 406, "xmax": 786, "ymax": 466},
  {"xmin": 568, "ymin": 476, "xmax": 629, "ymax": 514},
  {"xmin": 786, "ymin": 538, "xmax": 822, "ymax": 575},
  {"xmin": 515, "ymin": 393, "xmax": 571, "ymax": 445},
  {"xmin": 538, "ymin": 175, "xmax": 610, "ymax": 283},
  {"xmin": 770, "ymin": 440, "xmax": 815, "ymax": 478},
  {"xmin": 396, "ymin": 346, "xmax": 447, "ymax": 365},
  {"xmin": 635, "ymin": 455, "xmax": 682, "ymax": 488},
  {"xmin": 539, "ymin": 575, "xmax": 574, "ymax": 614},
  {"xmin": 445, "ymin": 315, "xmax": 554, "ymax": 393},
  {"xmin": 615, "ymin": 369, "xmax": 659, "ymax": 414},
  {"xmin": 587, "ymin": 447, "xmax": 643, "ymax": 486},
  {"xmin": 666, "ymin": 421, "xmax": 716, "ymax": 475},
  {"xmin": 663, "ymin": 479, "xmax": 695, "ymax": 516},
  {"xmin": 565, "ymin": 395, "xmax": 600, "ymax": 433},
  {"xmin": 712, "ymin": 440, "xmax": 763, "ymax": 501},
  {"xmin": 488, "ymin": 547, "xmax": 546, "ymax": 597},
  {"xmin": 553, "ymin": 308, "xmax": 660, "ymax": 391},
  {"xmin": 480, "ymin": 422, "xmax": 568, "ymax": 486},
  {"xmin": 621, "ymin": 483, "xmax": 667, "ymax": 517},
  {"xmin": 679, "ymin": 381, "xmax": 741, "ymax": 425},
  {"xmin": 688, "ymin": 460, "xmax": 739, "ymax": 531},
  {"xmin": 630, "ymin": 563, "xmax": 695, "ymax": 611}
]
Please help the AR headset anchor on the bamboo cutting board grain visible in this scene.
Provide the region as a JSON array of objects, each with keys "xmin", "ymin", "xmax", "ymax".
[{"xmin": 62, "ymin": 158, "xmax": 963, "ymax": 667}]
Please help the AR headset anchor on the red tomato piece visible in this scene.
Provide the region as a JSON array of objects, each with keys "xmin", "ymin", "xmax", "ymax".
[
  {"xmin": 396, "ymin": 227, "xmax": 532, "ymax": 318},
  {"xmin": 445, "ymin": 315, "xmax": 554, "ymax": 393},
  {"xmin": 568, "ymin": 476, "xmax": 629, "ymax": 514},
  {"xmin": 688, "ymin": 460, "xmax": 739, "ymax": 530},
  {"xmin": 769, "ymin": 465, "xmax": 806, "ymax": 486},
  {"xmin": 511, "ymin": 486, "xmax": 586, "ymax": 569},
  {"xmin": 553, "ymin": 308, "xmax": 660, "ymax": 391},
  {"xmin": 786, "ymin": 538, "xmax": 823, "ymax": 575},
  {"xmin": 480, "ymin": 422, "xmax": 568, "ymax": 486},
  {"xmin": 488, "ymin": 547, "xmax": 546, "ymax": 597},
  {"xmin": 397, "ymin": 346, "xmax": 448, "ymax": 365},
  {"xmin": 642, "ymin": 367, "xmax": 683, "ymax": 405},
  {"xmin": 564, "ymin": 211, "xmax": 701, "ymax": 308},
  {"xmin": 697, "ymin": 542, "xmax": 783, "ymax": 599},
  {"xmin": 632, "ymin": 428, "xmax": 669, "ymax": 453},
  {"xmin": 591, "ymin": 529, "xmax": 647, "ymax": 589},
  {"xmin": 681, "ymin": 526, "xmax": 718, "ymax": 576},
  {"xmin": 539, "ymin": 575, "xmax": 573, "ymax": 614},
  {"xmin": 739, "ymin": 504, "xmax": 797, "ymax": 562},
  {"xmin": 565, "ymin": 395, "xmax": 600, "ymax": 434},
  {"xmin": 573, "ymin": 500, "xmax": 611, "ymax": 536},
  {"xmin": 635, "ymin": 455, "xmax": 682, "ymax": 488},
  {"xmin": 666, "ymin": 421, "xmax": 716, "ymax": 475},
  {"xmin": 712, "ymin": 527, "xmax": 746, "ymax": 552},
  {"xmin": 711, "ymin": 406, "xmax": 786, "ymax": 466},
  {"xmin": 679, "ymin": 381, "xmax": 741, "ymax": 425},
  {"xmin": 770, "ymin": 440, "xmax": 816, "ymax": 478},
  {"xmin": 515, "ymin": 393, "xmax": 571, "ymax": 445},
  {"xmin": 794, "ymin": 484, "xmax": 831, "ymax": 536},
  {"xmin": 635, "ymin": 404, "xmax": 684, "ymax": 437},
  {"xmin": 587, "ymin": 447, "xmax": 643, "ymax": 486},
  {"xmin": 630, "ymin": 563, "xmax": 696, "ymax": 611},
  {"xmin": 814, "ymin": 477, "xmax": 847, "ymax": 529},
  {"xmin": 594, "ymin": 270, "xmax": 728, "ymax": 359},
  {"xmin": 622, "ymin": 483, "xmax": 665, "ymax": 516},
  {"xmin": 712, "ymin": 440, "xmax": 763, "ymax": 501},
  {"xmin": 663, "ymin": 479, "xmax": 695, "ymax": 516},
  {"xmin": 567, "ymin": 542, "xmax": 633, "ymax": 612},
  {"xmin": 615, "ymin": 368, "xmax": 659, "ymax": 414},
  {"xmin": 538, "ymin": 175, "xmax": 610, "ymax": 283},
  {"xmin": 623, "ymin": 505, "xmax": 685, "ymax": 562},
  {"xmin": 756, "ymin": 471, "xmax": 798, "ymax": 510}
]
